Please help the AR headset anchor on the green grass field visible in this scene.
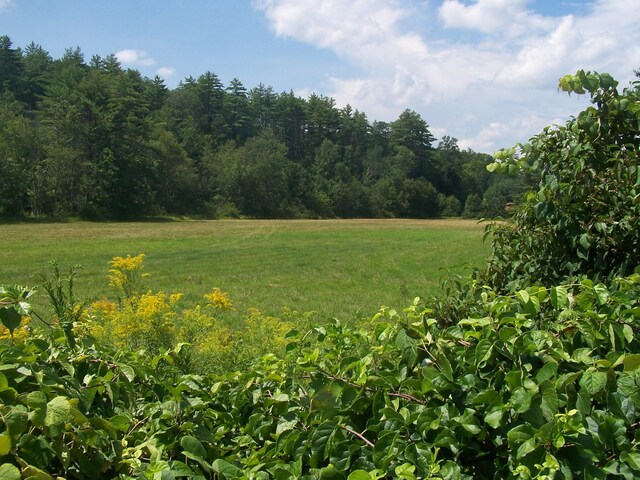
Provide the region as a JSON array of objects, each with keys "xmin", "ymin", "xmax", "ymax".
[{"xmin": 0, "ymin": 219, "xmax": 490, "ymax": 321}]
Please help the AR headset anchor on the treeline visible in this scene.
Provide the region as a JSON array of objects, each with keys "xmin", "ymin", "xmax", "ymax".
[{"xmin": 0, "ymin": 35, "xmax": 524, "ymax": 220}]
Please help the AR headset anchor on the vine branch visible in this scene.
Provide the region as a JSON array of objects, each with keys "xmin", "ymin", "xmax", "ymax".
[{"xmin": 342, "ymin": 426, "xmax": 374, "ymax": 448}]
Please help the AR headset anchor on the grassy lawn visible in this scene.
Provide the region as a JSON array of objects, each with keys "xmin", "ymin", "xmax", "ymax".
[{"xmin": 0, "ymin": 219, "xmax": 490, "ymax": 322}]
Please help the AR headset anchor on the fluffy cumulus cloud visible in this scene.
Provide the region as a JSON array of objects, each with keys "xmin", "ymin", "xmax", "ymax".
[
  {"xmin": 438, "ymin": 0, "xmax": 555, "ymax": 37},
  {"xmin": 254, "ymin": 0, "xmax": 640, "ymax": 152},
  {"xmin": 156, "ymin": 67, "xmax": 176, "ymax": 78},
  {"xmin": 115, "ymin": 49, "xmax": 156, "ymax": 66}
]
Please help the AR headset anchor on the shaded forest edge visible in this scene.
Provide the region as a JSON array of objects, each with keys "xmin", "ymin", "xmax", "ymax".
[{"xmin": 0, "ymin": 35, "xmax": 527, "ymax": 221}]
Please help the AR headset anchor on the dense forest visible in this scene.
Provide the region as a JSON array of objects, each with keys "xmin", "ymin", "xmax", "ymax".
[{"xmin": 0, "ymin": 35, "xmax": 525, "ymax": 220}]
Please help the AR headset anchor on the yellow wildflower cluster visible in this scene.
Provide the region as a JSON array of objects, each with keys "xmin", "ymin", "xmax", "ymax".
[
  {"xmin": 174, "ymin": 306, "xmax": 215, "ymax": 344},
  {"xmin": 88, "ymin": 254, "xmax": 297, "ymax": 374},
  {"xmin": 108, "ymin": 254, "xmax": 148, "ymax": 298},
  {"xmin": 110, "ymin": 253, "xmax": 145, "ymax": 271},
  {"xmin": 0, "ymin": 316, "xmax": 31, "ymax": 343},
  {"xmin": 90, "ymin": 291, "xmax": 178, "ymax": 351},
  {"xmin": 241, "ymin": 309, "xmax": 293, "ymax": 357},
  {"xmin": 204, "ymin": 288, "xmax": 233, "ymax": 310}
]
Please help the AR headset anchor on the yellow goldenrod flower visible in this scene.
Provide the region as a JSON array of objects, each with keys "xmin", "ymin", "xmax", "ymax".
[
  {"xmin": 169, "ymin": 293, "xmax": 184, "ymax": 305},
  {"xmin": 107, "ymin": 254, "xmax": 147, "ymax": 299},
  {"xmin": 109, "ymin": 254, "xmax": 145, "ymax": 271},
  {"xmin": 0, "ymin": 316, "xmax": 31, "ymax": 343},
  {"xmin": 204, "ymin": 288, "xmax": 233, "ymax": 310}
]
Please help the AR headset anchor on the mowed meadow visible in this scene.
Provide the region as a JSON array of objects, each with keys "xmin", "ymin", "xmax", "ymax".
[{"xmin": 0, "ymin": 218, "xmax": 489, "ymax": 321}]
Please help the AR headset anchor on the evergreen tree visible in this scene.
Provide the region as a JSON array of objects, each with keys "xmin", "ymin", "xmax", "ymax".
[{"xmin": 0, "ymin": 36, "xmax": 23, "ymax": 97}]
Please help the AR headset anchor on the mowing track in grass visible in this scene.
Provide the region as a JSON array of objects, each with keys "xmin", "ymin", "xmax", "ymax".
[{"xmin": 0, "ymin": 219, "xmax": 489, "ymax": 322}]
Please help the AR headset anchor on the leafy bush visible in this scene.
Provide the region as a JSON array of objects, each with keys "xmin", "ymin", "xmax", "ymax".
[
  {"xmin": 0, "ymin": 271, "xmax": 639, "ymax": 478},
  {"xmin": 483, "ymin": 71, "xmax": 640, "ymax": 291}
]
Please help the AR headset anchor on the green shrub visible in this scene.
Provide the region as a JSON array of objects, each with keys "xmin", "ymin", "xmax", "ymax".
[{"xmin": 483, "ymin": 71, "xmax": 640, "ymax": 291}]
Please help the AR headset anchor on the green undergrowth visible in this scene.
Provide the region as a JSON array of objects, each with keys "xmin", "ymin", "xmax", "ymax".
[{"xmin": 0, "ymin": 269, "xmax": 639, "ymax": 478}]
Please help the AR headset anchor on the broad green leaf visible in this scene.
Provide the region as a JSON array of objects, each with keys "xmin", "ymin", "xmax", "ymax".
[
  {"xmin": 579, "ymin": 233, "xmax": 591, "ymax": 250},
  {"xmin": 515, "ymin": 290, "xmax": 530, "ymax": 305},
  {"xmin": 484, "ymin": 409, "xmax": 503, "ymax": 428},
  {"xmin": 576, "ymin": 388, "xmax": 591, "ymax": 415},
  {"xmin": 347, "ymin": 471, "xmax": 373, "ymax": 480},
  {"xmin": 0, "ymin": 464, "xmax": 20, "ymax": 480},
  {"xmin": 458, "ymin": 409, "xmax": 481, "ymax": 434},
  {"xmin": 540, "ymin": 380, "xmax": 558, "ymax": 421},
  {"xmin": 511, "ymin": 388, "xmax": 533, "ymax": 413},
  {"xmin": 17, "ymin": 434, "xmax": 56, "ymax": 470},
  {"xmin": 89, "ymin": 417, "xmax": 118, "ymax": 440},
  {"xmin": 25, "ymin": 391, "xmax": 47, "ymax": 408},
  {"xmin": 535, "ymin": 361, "xmax": 558, "ymax": 383},
  {"xmin": 180, "ymin": 435, "xmax": 207, "ymax": 459},
  {"xmin": 458, "ymin": 317, "xmax": 491, "ymax": 328},
  {"xmin": 507, "ymin": 424, "xmax": 535, "ymax": 447},
  {"xmin": 0, "ymin": 434, "xmax": 11, "ymax": 456},
  {"xmin": 437, "ymin": 351, "xmax": 453, "ymax": 382},
  {"xmin": 4, "ymin": 408, "xmax": 28, "ymax": 436},
  {"xmin": 118, "ymin": 363, "xmax": 136, "ymax": 382},
  {"xmin": 319, "ymin": 465, "xmax": 345, "ymax": 479},
  {"xmin": 276, "ymin": 418, "xmax": 298, "ymax": 436},
  {"xmin": 45, "ymin": 396, "xmax": 70, "ymax": 427},
  {"xmin": 598, "ymin": 416, "xmax": 627, "ymax": 450},
  {"xmin": 404, "ymin": 444, "xmax": 430, "ymax": 473},
  {"xmin": 395, "ymin": 463, "xmax": 416, "ymax": 480},
  {"xmin": 594, "ymin": 283, "xmax": 609, "ymax": 305},
  {"xmin": 20, "ymin": 464, "xmax": 53, "ymax": 480},
  {"xmin": 475, "ymin": 339, "xmax": 493, "ymax": 367},
  {"xmin": 621, "ymin": 451, "xmax": 640, "ymax": 471},
  {"xmin": 166, "ymin": 460, "xmax": 195, "ymax": 477},
  {"xmin": 310, "ymin": 422, "xmax": 337, "ymax": 468},
  {"xmin": 623, "ymin": 324, "xmax": 634, "ymax": 343},
  {"xmin": 516, "ymin": 437, "xmax": 537, "ymax": 460},
  {"xmin": 623, "ymin": 354, "xmax": 640, "ymax": 371},
  {"xmin": 395, "ymin": 329, "xmax": 418, "ymax": 366},
  {"xmin": 330, "ymin": 441, "xmax": 353, "ymax": 471},
  {"xmin": 212, "ymin": 459, "xmax": 244, "ymax": 479},
  {"xmin": 0, "ymin": 308, "xmax": 21, "ymax": 335},
  {"xmin": 551, "ymin": 286, "xmax": 569, "ymax": 310},
  {"xmin": 579, "ymin": 369, "xmax": 607, "ymax": 396},
  {"xmin": 373, "ymin": 430, "xmax": 399, "ymax": 465}
]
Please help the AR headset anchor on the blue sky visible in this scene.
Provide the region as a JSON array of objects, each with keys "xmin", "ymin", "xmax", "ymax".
[{"xmin": 1, "ymin": 0, "xmax": 638, "ymax": 152}]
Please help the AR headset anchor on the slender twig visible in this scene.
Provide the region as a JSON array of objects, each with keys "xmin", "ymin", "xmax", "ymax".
[
  {"xmin": 30, "ymin": 310, "xmax": 54, "ymax": 327},
  {"xmin": 342, "ymin": 426, "xmax": 374, "ymax": 448},
  {"xmin": 388, "ymin": 392, "xmax": 425, "ymax": 404},
  {"xmin": 321, "ymin": 369, "xmax": 425, "ymax": 404}
]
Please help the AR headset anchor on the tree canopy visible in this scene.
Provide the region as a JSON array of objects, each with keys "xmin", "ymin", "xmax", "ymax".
[{"xmin": 0, "ymin": 36, "xmax": 519, "ymax": 220}]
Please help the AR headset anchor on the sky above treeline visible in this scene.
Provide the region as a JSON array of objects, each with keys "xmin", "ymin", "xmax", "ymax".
[{"xmin": 2, "ymin": 0, "xmax": 639, "ymax": 153}]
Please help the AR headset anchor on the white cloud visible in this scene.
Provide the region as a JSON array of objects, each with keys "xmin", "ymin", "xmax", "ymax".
[
  {"xmin": 254, "ymin": 0, "xmax": 640, "ymax": 152},
  {"xmin": 0, "ymin": 0, "xmax": 12, "ymax": 12},
  {"xmin": 115, "ymin": 49, "xmax": 156, "ymax": 66},
  {"xmin": 156, "ymin": 67, "xmax": 175, "ymax": 77},
  {"xmin": 438, "ymin": 0, "xmax": 556, "ymax": 37}
]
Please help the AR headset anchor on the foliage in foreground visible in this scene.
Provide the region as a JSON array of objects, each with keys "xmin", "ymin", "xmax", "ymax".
[{"xmin": 0, "ymin": 270, "xmax": 639, "ymax": 479}]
